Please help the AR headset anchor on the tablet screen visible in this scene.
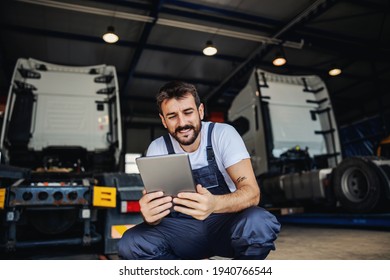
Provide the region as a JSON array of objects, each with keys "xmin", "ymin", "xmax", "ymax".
[{"xmin": 135, "ymin": 153, "xmax": 196, "ymax": 196}]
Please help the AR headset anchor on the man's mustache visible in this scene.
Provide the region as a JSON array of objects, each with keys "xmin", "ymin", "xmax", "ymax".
[{"xmin": 175, "ymin": 125, "xmax": 194, "ymax": 133}]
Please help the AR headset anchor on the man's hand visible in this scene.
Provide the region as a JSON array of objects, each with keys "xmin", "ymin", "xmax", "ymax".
[
  {"xmin": 139, "ymin": 190, "xmax": 172, "ymax": 225},
  {"xmin": 173, "ymin": 184, "xmax": 216, "ymax": 220}
]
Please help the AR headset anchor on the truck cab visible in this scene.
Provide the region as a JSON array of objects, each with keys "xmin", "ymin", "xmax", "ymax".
[
  {"xmin": 0, "ymin": 58, "xmax": 143, "ymax": 255},
  {"xmin": 0, "ymin": 58, "xmax": 121, "ymax": 171},
  {"xmin": 228, "ymin": 68, "xmax": 390, "ymax": 213}
]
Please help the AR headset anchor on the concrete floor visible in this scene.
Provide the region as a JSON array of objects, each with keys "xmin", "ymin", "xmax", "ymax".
[
  {"xmin": 267, "ymin": 224, "xmax": 390, "ymax": 260},
  {"xmin": 3, "ymin": 223, "xmax": 390, "ymax": 260}
]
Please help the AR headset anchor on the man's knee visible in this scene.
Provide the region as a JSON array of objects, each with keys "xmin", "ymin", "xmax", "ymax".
[
  {"xmin": 117, "ymin": 225, "xmax": 166, "ymax": 260},
  {"xmin": 244, "ymin": 207, "xmax": 280, "ymax": 231},
  {"xmin": 240, "ymin": 207, "xmax": 281, "ymax": 235},
  {"xmin": 231, "ymin": 207, "xmax": 281, "ymax": 258},
  {"xmin": 117, "ymin": 228, "xmax": 140, "ymax": 259}
]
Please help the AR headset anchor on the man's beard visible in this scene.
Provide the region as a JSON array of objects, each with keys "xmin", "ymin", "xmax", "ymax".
[{"xmin": 171, "ymin": 122, "xmax": 202, "ymax": 146}]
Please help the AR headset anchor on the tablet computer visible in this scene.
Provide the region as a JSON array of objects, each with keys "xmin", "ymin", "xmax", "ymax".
[{"xmin": 135, "ymin": 153, "xmax": 196, "ymax": 196}]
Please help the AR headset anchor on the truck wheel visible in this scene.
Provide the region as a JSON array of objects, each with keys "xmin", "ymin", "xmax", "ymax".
[{"xmin": 332, "ymin": 157, "xmax": 382, "ymax": 213}]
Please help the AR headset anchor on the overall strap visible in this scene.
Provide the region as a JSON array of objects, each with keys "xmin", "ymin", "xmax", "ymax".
[
  {"xmin": 206, "ymin": 122, "xmax": 216, "ymax": 162},
  {"xmin": 163, "ymin": 134, "xmax": 175, "ymax": 154}
]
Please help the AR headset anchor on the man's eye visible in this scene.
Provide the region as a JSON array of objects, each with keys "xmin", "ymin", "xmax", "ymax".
[
  {"xmin": 184, "ymin": 111, "xmax": 193, "ymax": 115},
  {"xmin": 168, "ymin": 115, "xmax": 176, "ymax": 119}
]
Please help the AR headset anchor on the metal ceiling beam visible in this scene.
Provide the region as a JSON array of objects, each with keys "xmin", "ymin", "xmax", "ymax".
[
  {"xmin": 15, "ymin": 0, "xmax": 387, "ymax": 57},
  {"xmin": 1, "ymin": 23, "xmax": 243, "ymax": 63},
  {"xmin": 160, "ymin": 0, "xmax": 277, "ymax": 33},
  {"xmin": 165, "ymin": 0, "xmax": 279, "ymax": 28},
  {"xmin": 5, "ymin": 9, "xmax": 387, "ymax": 70},
  {"xmin": 16, "ymin": 0, "xmax": 301, "ymax": 47},
  {"xmin": 204, "ymin": 0, "xmax": 338, "ymax": 104},
  {"xmin": 99, "ymin": 0, "xmax": 390, "ymax": 63},
  {"xmin": 122, "ymin": 0, "xmax": 163, "ymax": 94},
  {"xmin": 1, "ymin": 24, "xmax": 384, "ymax": 97},
  {"xmin": 92, "ymin": 0, "xmax": 390, "ymax": 57},
  {"xmin": 96, "ymin": 0, "xmax": 279, "ymax": 31},
  {"xmin": 92, "ymin": 0, "xmax": 153, "ymax": 11},
  {"xmin": 1, "ymin": 23, "xmax": 137, "ymax": 47},
  {"xmin": 17, "ymin": 0, "xmax": 154, "ymax": 22}
]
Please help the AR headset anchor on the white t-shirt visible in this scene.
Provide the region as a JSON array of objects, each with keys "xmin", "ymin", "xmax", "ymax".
[{"xmin": 146, "ymin": 121, "xmax": 250, "ymax": 192}]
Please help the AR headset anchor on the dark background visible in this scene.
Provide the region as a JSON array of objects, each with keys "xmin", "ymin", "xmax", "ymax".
[{"xmin": 1, "ymin": 0, "xmax": 389, "ymax": 154}]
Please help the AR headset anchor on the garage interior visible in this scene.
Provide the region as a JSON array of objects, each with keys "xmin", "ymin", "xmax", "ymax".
[{"xmin": 0, "ymin": 0, "xmax": 390, "ymax": 260}]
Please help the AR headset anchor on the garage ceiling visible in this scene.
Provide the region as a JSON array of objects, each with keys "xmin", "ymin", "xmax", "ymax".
[{"xmin": 1, "ymin": 0, "xmax": 389, "ymax": 127}]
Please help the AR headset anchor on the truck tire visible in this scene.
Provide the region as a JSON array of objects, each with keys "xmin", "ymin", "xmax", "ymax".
[{"xmin": 332, "ymin": 157, "xmax": 382, "ymax": 213}]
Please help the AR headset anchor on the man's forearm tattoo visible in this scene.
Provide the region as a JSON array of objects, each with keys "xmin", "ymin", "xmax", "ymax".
[{"xmin": 237, "ymin": 176, "xmax": 247, "ymax": 183}]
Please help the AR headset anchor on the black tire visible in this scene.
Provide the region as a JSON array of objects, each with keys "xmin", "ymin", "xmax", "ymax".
[{"xmin": 332, "ymin": 157, "xmax": 382, "ymax": 213}]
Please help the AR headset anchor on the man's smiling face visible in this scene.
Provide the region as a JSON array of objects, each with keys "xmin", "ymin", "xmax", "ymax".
[{"xmin": 159, "ymin": 93, "xmax": 204, "ymax": 152}]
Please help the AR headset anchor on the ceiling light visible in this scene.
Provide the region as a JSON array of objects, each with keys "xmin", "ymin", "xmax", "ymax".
[
  {"xmin": 328, "ymin": 67, "xmax": 342, "ymax": 76},
  {"xmin": 272, "ymin": 52, "xmax": 286, "ymax": 66},
  {"xmin": 102, "ymin": 26, "xmax": 119, "ymax": 43},
  {"xmin": 203, "ymin": 41, "xmax": 217, "ymax": 56}
]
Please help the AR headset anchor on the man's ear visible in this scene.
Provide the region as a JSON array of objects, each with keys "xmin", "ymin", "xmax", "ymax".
[
  {"xmin": 198, "ymin": 103, "xmax": 205, "ymax": 120},
  {"xmin": 159, "ymin": 113, "xmax": 167, "ymax": 128}
]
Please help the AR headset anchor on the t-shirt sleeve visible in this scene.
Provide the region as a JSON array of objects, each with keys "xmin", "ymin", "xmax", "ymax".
[
  {"xmin": 146, "ymin": 137, "xmax": 168, "ymax": 156},
  {"xmin": 213, "ymin": 123, "xmax": 250, "ymax": 169}
]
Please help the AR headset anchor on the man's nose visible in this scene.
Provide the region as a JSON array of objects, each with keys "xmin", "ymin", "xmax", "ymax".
[{"xmin": 177, "ymin": 113, "xmax": 187, "ymax": 126}]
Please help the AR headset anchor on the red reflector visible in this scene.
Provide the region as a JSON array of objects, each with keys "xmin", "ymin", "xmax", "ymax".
[{"xmin": 126, "ymin": 201, "xmax": 141, "ymax": 213}]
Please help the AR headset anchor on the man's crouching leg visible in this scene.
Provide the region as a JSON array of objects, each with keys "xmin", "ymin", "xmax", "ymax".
[
  {"xmin": 117, "ymin": 223, "xmax": 178, "ymax": 260},
  {"xmin": 231, "ymin": 207, "xmax": 281, "ymax": 259},
  {"xmin": 118, "ymin": 215, "xmax": 211, "ymax": 260}
]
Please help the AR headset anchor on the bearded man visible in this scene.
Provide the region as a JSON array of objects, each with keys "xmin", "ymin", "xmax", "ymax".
[{"xmin": 118, "ymin": 81, "xmax": 280, "ymax": 260}]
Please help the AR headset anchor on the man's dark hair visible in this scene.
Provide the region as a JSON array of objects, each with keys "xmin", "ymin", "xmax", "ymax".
[{"xmin": 156, "ymin": 81, "xmax": 201, "ymax": 114}]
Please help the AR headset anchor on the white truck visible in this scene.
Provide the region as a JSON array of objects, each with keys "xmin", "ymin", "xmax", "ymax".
[
  {"xmin": 0, "ymin": 58, "xmax": 143, "ymax": 255},
  {"xmin": 228, "ymin": 68, "xmax": 390, "ymax": 213}
]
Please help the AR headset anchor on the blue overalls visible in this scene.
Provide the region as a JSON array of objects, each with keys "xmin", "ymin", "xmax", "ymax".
[{"xmin": 118, "ymin": 123, "xmax": 281, "ymax": 259}]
